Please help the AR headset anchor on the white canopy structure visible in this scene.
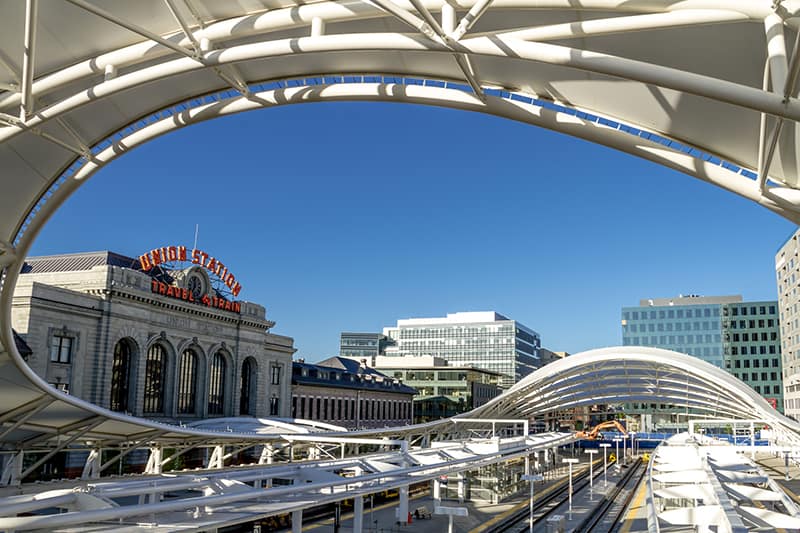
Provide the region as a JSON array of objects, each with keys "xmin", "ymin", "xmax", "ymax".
[
  {"xmin": 468, "ymin": 346, "xmax": 800, "ymax": 445},
  {"xmin": 2, "ymin": 0, "xmax": 800, "ymax": 477}
]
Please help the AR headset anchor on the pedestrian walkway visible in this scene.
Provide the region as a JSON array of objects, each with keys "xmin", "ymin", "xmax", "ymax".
[{"xmin": 756, "ymin": 450, "xmax": 800, "ymax": 502}]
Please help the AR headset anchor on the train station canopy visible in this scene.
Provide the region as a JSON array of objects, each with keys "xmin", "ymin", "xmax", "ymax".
[{"xmin": 2, "ymin": 1, "xmax": 800, "ymax": 448}]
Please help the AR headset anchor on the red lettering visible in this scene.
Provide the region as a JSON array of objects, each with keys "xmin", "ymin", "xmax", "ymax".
[
  {"xmin": 167, "ymin": 246, "xmax": 178, "ymax": 261},
  {"xmin": 207, "ymin": 258, "xmax": 217, "ymax": 273},
  {"xmin": 232, "ymin": 282, "xmax": 241, "ymax": 297},
  {"xmin": 233, "ymin": 302, "xmax": 241, "ymax": 313},
  {"xmin": 181, "ymin": 288, "xmax": 189, "ymax": 300},
  {"xmin": 215, "ymin": 261, "xmax": 224, "ymax": 277},
  {"xmin": 178, "ymin": 246, "xmax": 187, "ymax": 262},
  {"xmin": 224, "ymin": 300, "xmax": 232, "ymax": 311},
  {"xmin": 166, "ymin": 285, "xmax": 175, "ymax": 297},
  {"xmin": 159, "ymin": 282, "xmax": 167, "ymax": 295},
  {"xmin": 151, "ymin": 280, "xmax": 158, "ymax": 292},
  {"xmin": 225, "ymin": 274, "xmax": 234, "ymax": 289},
  {"xmin": 191, "ymin": 249, "xmax": 201, "ymax": 264},
  {"xmin": 140, "ymin": 254, "xmax": 153, "ymax": 271},
  {"xmin": 200, "ymin": 252, "xmax": 209, "ymax": 267},
  {"xmin": 151, "ymin": 249, "xmax": 162, "ymax": 266}
]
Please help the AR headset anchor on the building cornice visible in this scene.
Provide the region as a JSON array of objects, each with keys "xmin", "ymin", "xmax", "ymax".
[{"xmin": 101, "ymin": 288, "xmax": 275, "ymax": 330}]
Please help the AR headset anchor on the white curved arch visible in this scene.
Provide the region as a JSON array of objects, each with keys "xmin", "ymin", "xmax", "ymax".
[
  {"xmin": 0, "ymin": 1, "xmax": 799, "ymax": 456},
  {"xmin": 466, "ymin": 346, "xmax": 800, "ymax": 444}
]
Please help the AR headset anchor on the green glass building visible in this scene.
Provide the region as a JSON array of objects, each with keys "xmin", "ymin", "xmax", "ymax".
[{"xmin": 622, "ymin": 295, "xmax": 782, "ymax": 413}]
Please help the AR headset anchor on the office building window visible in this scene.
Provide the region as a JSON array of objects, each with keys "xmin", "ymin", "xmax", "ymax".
[
  {"xmin": 270, "ymin": 396, "xmax": 279, "ymax": 416},
  {"xmin": 144, "ymin": 343, "xmax": 167, "ymax": 414},
  {"xmin": 208, "ymin": 352, "xmax": 227, "ymax": 416},
  {"xmin": 177, "ymin": 349, "xmax": 198, "ymax": 415},
  {"xmin": 240, "ymin": 357, "xmax": 256, "ymax": 416},
  {"xmin": 50, "ymin": 334, "xmax": 73, "ymax": 363},
  {"xmin": 110, "ymin": 339, "xmax": 133, "ymax": 412},
  {"xmin": 271, "ymin": 365, "xmax": 281, "ymax": 385}
]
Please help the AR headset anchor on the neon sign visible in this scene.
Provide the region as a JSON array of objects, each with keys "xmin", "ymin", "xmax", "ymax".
[
  {"xmin": 149, "ymin": 280, "xmax": 242, "ymax": 313},
  {"xmin": 138, "ymin": 245, "xmax": 242, "ymax": 297}
]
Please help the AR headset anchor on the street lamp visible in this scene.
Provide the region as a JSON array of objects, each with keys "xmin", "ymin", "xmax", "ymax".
[
  {"xmin": 562, "ymin": 458, "xmax": 579, "ymax": 515},
  {"xmin": 522, "ymin": 473, "xmax": 543, "ymax": 533},
  {"xmin": 586, "ymin": 449, "xmax": 598, "ymax": 491},
  {"xmin": 599, "ymin": 443, "xmax": 611, "ymax": 487},
  {"xmin": 613, "ymin": 438, "xmax": 621, "ymax": 472}
]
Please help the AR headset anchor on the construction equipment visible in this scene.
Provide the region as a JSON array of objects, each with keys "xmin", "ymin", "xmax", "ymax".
[{"xmin": 575, "ymin": 420, "xmax": 628, "ymax": 440}]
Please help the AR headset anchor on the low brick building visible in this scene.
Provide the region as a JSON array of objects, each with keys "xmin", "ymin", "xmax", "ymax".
[{"xmin": 291, "ymin": 357, "xmax": 416, "ymax": 429}]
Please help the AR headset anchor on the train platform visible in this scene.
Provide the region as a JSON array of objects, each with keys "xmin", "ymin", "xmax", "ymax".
[{"xmin": 299, "ymin": 457, "xmax": 639, "ymax": 532}]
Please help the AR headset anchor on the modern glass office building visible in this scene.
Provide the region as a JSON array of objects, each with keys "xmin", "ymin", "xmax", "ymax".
[
  {"xmin": 622, "ymin": 295, "xmax": 731, "ymax": 368},
  {"xmin": 339, "ymin": 332, "xmax": 394, "ymax": 361},
  {"xmin": 622, "ymin": 295, "xmax": 782, "ymax": 413},
  {"xmin": 721, "ymin": 301, "xmax": 782, "ymax": 411},
  {"xmin": 382, "ymin": 311, "xmax": 540, "ymax": 389}
]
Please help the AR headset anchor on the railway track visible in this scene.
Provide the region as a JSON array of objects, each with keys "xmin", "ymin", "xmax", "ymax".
[
  {"xmin": 573, "ymin": 458, "xmax": 645, "ymax": 533},
  {"xmin": 484, "ymin": 458, "xmax": 644, "ymax": 533}
]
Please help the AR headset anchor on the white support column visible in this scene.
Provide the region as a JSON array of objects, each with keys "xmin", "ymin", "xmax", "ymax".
[
  {"xmin": 291, "ymin": 510, "xmax": 303, "ymax": 533},
  {"xmin": 353, "ymin": 495, "xmax": 364, "ymax": 533},
  {"xmin": 208, "ymin": 445, "xmax": 224, "ymax": 469},
  {"xmin": 457, "ymin": 473, "xmax": 465, "ymax": 503},
  {"xmin": 399, "ymin": 485, "xmax": 409, "ymax": 524},
  {"xmin": 19, "ymin": 0, "xmax": 38, "ymax": 121},
  {"xmin": 433, "ymin": 478, "xmax": 441, "ymax": 502},
  {"xmin": 765, "ymin": 13, "xmax": 789, "ymax": 93},
  {"xmin": 259, "ymin": 444, "xmax": 274, "ymax": 465},
  {"xmin": 441, "ymin": 4, "xmax": 455, "ymax": 35},
  {"xmin": 81, "ymin": 448, "xmax": 101, "ymax": 480},
  {"xmin": 0, "ymin": 451, "xmax": 23, "ymax": 486},
  {"xmin": 144, "ymin": 447, "xmax": 162, "ymax": 475},
  {"xmin": 311, "ymin": 16, "xmax": 325, "ymax": 37}
]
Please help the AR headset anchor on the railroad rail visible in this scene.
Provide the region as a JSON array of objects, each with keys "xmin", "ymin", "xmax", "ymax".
[
  {"xmin": 573, "ymin": 458, "xmax": 644, "ymax": 533},
  {"xmin": 484, "ymin": 457, "xmax": 645, "ymax": 533}
]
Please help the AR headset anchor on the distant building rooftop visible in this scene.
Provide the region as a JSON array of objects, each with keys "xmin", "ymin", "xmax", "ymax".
[
  {"xmin": 396, "ymin": 311, "xmax": 510, "ymax": 326},
  {"xmin": 292, "ymin": 358, "xmax": 417, "ymax": 395},
  {"xmin": 21, "ymin": 251, "xmax": 142, "ymax": 274},
  {"xmin": 635, "ymin": 295, "xmax": 742, "ymax": 307}
]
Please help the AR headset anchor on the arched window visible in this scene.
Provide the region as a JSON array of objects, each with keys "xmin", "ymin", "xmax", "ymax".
[
  {"xmin": 240, "ymin": 358, "xmax": 256, "ymax": 415},
  {"xmin": 144, "ymin": 344, "xmax": 167, "ymax": 414},
  {"xmin": 177, "ymin": 349, "xmax": 198, "ymax": 415},
  {"xmin": 208, "ymin": 352, "xmax": 227, "ymax": 416},
  {"xmin": 110, "ymin": 339, "xmax": 132, "ymax": 412}
]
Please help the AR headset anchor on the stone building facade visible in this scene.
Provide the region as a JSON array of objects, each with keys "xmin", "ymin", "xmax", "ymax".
[{"xmin": 11, "ymin": 251, "xmax": 295, "ymax": 423}]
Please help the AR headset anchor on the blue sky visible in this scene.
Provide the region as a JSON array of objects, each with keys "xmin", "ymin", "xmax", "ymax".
[{"xmin": 29, "ymin": 101, "xmax": 797, "ymax": 361}]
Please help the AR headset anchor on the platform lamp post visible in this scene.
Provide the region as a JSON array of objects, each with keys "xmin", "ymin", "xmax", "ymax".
[
  {"xmin": 435, "ymin": 505, "xmax": 468, "ymax": 533},
  {"xmin": 586, "ymin": 449, "xmax": 598, "ymax": 491},
  {"xmin": 522, "ymin": 473, "xmax": 543, "ymax": 533},
  {"xmin": 613, "ymin": 438, "xmax": 621, "ymax": 472},
  {"xmin": 622, "ymin": 434, "xmax": 627, "ymax": 466},
  {"xmin": 599, "ymin": 443, "xmax": 610, "ymax": 487},
  {"xmin": 562, "ymin": 458, "xmax": 579, "ymax": 516}
]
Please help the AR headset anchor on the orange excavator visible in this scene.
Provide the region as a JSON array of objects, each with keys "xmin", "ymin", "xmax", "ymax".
[{"xmin": 574, "ymin": 420, "xmax": 628, "ymax": 440}]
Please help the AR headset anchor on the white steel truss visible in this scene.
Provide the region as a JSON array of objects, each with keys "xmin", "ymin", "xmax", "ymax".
[{"xmin": 0, "ymin": 0, "xmax": 800, "ymax": 496}]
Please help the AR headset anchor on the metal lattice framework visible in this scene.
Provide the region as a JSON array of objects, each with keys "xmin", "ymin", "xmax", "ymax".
[{"xmin": 1, "ymin": 0, "xmax": 800, "ymax": 466}]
